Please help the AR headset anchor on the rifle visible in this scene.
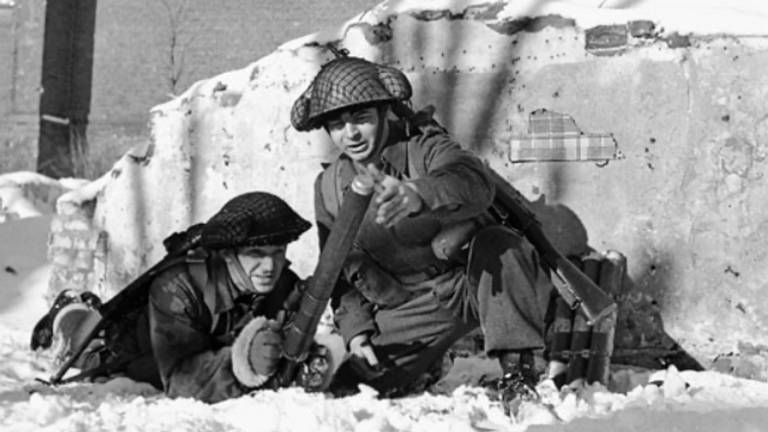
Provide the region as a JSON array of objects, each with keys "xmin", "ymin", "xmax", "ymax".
[
  {"xmin": 394, "ymin": 101, "xmax": 616, "ymax": 324},
  {"xmin": 277, "ymin": 175, "xmax": 374, "ymax": 384},
  {"xmin": 487, "ymin": 168, "xmax": 616, "ymax": 324},
  {"xmin": 47, "ymin": 224, "xmax": 205, "ymax": 385}
]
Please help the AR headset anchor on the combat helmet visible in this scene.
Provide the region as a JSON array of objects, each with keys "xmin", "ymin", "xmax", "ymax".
[
  {"xmin": 290, "ymin": 56, "xmax": 412, "ymax": 132},
  {"xmin": 201, "ymin": 192, "xmax": 311, "ymax": 249}
]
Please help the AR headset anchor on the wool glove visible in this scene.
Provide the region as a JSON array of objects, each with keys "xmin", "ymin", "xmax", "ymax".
[{"xmin": 231, "ymin": 316, "xmax": 283, "ymax": 387}]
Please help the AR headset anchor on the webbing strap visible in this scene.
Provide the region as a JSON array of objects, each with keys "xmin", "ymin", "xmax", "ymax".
[{"xmin": 187, "ymin": 259, "xmax": 216, "ymax": 333}]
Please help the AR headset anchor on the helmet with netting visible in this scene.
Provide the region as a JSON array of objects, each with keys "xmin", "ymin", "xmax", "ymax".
[
  {"xmin": 290, "ymin": 57, "xmax": 412, "ymax": 131},
  {"xmin": 201, "ymin": 192, "xmax": 311, "ymax": 249}
]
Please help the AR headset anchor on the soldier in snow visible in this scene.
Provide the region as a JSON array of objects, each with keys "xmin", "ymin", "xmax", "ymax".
[
  {"xmin": 290, "ymin": 56, "xmax": 553, "ymax": 405},
  {"xmin": 36, "ymin": 192, "xmax": 336, "ymax": 403}
]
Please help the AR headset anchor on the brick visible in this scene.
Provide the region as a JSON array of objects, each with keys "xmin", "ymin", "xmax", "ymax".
[
  {"xmin": 70, "ymin": 271, "xmax": 87, "ymax": 286},
  {"xmin": 49, "ymin": 216, "xmax": 65, "ymax": 233},
  {"xmin": 585, "ymin": 24, "xmax": 628, "ymax": 55},
  {"xmin": 51, "ymin": 250, "xmax": 75, "ymax": 267},
  {"xmin": 49, "ymin": 234, "xmax": 73, "ymax": 250},
  {"xmin": 71, "ymin": 237, "xmax": 87, "ymax": 250},
  {"xmin": 63, "ymin": 218, "xmax": 92, "ymax": 232},
  {"xmin": 628, "ymin": 20, "xmax": 655, "ymax": 38},
  {"xmin": 73, "ymin": 250, "xmax": 94, "ymax": 271},
  {"xmin": 48, "ymin": 269, "xmax": 69, "ymax": 287},
  {"xmin": 664, "ymin": 32, "xmax": 691, "ymax": 48},
  {"xmin": 57, "ymin": 200, "xmax": 84, "ymax": 216},
  {"xmin": 71, "ymin": 233, "xmax": 99, "ymax": 250}
]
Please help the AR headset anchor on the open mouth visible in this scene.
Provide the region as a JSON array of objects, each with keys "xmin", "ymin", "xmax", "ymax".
[{"xmin": 346, "ymin": 141, "xmax": 367, "ymax": 153}]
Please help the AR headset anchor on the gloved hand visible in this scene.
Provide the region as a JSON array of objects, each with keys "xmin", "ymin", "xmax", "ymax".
[{"xmin": 231, "ymin": 316, "xmax": 283, "ymax": 387}]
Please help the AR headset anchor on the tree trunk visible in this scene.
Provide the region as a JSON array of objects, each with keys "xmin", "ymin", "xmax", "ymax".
[{"xmin": 37, "ymin": 0, "xmax": 97, "ymax": 179}]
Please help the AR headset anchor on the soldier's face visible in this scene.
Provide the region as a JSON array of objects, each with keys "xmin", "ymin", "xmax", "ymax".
[
  {"xmin": 325, "ymin": 106, "xmax": 384, "ymax": 164},
  {"xmin": 236, "ymin": 244, "xmax": 287, "ymax": 293}
]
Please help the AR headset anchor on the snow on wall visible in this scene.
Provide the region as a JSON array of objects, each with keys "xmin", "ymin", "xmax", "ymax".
[
  {"xmin": 49, "ymin": 0, "xmax": 768, "ymax": 376},
  {"xmin": 0, "ymin": 172, "xmax": 88, "ymax": 221}
]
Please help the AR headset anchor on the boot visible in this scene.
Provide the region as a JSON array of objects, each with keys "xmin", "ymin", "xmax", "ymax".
[
  {"xmin": 496, "ymin": 350, "xmax": 540, "ymax": 416},
  {"xmin": 30, "ymin": 290, "xmax": 84, "ymax": 351},
  {"xmin": 50, "ymin": 302, "xmax": 103, "ymax": 369}
]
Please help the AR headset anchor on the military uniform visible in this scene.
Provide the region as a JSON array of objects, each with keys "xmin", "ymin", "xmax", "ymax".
[
  {"xmin": 41, "ymin": 192, "xmax": 321, "ymax": 404},
  {"xmin": 291, "ymin": 56, "xmax": 553, "ymax": 397},
  {"xmin": 148, "ymin": 250, "xmax": 302, "ymax": 403},
  {"xmin": 313, "ymin": 117, "xmax": 552, "ymax": 395}
]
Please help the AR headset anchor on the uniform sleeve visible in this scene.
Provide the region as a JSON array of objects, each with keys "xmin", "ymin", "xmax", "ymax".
[
  {"xmin": 148, "ymin": 267, "xmax": 250, "ymax": 403},
  {"xmin": 407, "ymin": 128, "xmax": 495, "ymax": 223},
  {"xmin": 315, "ymin": 171, "xmax": 377, "ymax": 345}
]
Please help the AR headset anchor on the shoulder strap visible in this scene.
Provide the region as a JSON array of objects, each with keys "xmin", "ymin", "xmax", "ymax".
[
  {"xmin": 320, "ymin": 157, "xmax": 356, "ymax": 219},
  {"xmin": 186, "ymin": 254, "xmax": 217, "ymax": 333},
  {"xmin": 405, "ymin": 139, "xmax": 421, "ymax": 180}
]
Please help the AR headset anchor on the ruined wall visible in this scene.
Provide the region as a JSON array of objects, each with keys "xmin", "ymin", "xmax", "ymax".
[{"xmin": 50, "ymin": 0, "xmax": 768, "ymax": 376}]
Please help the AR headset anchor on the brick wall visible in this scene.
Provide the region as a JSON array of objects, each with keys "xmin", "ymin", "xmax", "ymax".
[{"xmin": 46, "ymin": 179, "xmax": 108, "ymax": 302}]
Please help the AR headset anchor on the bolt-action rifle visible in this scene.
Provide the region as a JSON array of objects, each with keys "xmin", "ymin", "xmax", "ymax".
[
  {"xmin": 486, "ymin": 168, "xmax": 616, "ymax": 324},
  {"xmin": 392, "ymin": 100, "xmax": 617, "ymax": 324}
]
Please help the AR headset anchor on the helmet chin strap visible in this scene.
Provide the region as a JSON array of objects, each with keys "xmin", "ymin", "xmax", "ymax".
[
  {"xmin": 221, "ymin": 249, "xmax": 261, "ymax": 294},
  {"xmin": 369, "ymin": 104, "xmax": 390, "ymax": 167}
]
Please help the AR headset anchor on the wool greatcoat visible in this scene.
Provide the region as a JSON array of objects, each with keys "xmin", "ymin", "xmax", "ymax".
[
  {"xmin": 145, "ymin": 248, "xmax": 301, "ymax": 403},
  {"xmin": 315, "ymin": 118, "xmax": 553, "ymax": 395}
]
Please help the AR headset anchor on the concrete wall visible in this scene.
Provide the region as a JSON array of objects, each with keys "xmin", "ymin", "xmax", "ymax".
[{"xmin": 48, "ymin": 0, "xmax": 768, "ymax": 377}]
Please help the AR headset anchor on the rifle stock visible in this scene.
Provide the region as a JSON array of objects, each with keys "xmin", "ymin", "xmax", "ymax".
[
  {"xmin": 487, "ymin": 168, "xmax": 616, "ymax": 325},
  {"xmin": 279, "ymin": 176, "xmax": 374, "ymax": 383}
]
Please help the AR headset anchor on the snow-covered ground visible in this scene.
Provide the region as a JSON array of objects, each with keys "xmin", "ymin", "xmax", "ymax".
[
  {"xmin": 2, "ymin": 176, "xmax": 768, "ymax": 431},
  {"xmin": 4, "ymin": 0, "xmax": 768, "ymax": 429}
]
